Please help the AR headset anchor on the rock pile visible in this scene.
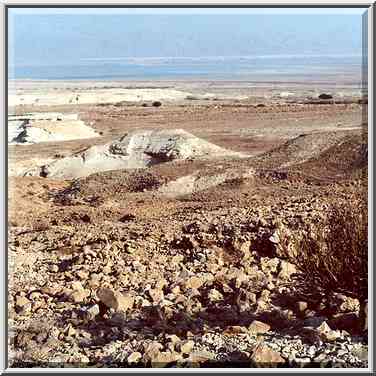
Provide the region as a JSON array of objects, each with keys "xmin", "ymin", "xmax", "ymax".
[{"xmin": 8, "ymin": 193, "xmax": 367, "ymax": 368}]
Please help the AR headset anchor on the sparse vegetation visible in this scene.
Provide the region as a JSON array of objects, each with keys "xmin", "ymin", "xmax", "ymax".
[{"xmin": 285, "ymin": 186, "xmax": 367, "ymax": 303}]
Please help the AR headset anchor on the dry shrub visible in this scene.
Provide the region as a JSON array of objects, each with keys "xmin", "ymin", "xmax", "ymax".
[{"xmin": 288, "ymin": 187, "xmax": 367, "ymax": 302}]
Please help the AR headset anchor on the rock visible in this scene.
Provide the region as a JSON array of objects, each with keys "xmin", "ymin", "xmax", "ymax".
[
  {"xmin": 96, "ymin": 287, "xmax": 134, "ymax": 312},
  {"xmin": 88, "ymin": 273, "xmax": 101, "ymax": 288},
  {"xmin": 148, "ymin": 288, "xmax": 164, "ymax": 304},
  {"xmin": 333, "ymin": 293, "xmax": 360, "ymax": 313},
  {"xmin": 248, "ymin": 320, "xmax": 271, "ymax": 335},
  {"xmin": 71, "ymin": 281, "xmax": 84, "ymax": 290},
  {"xmin": 313, "ymin": 353, "xmax": 329, "ymax": 364},
  {"xmin": 15, "ymin": 296, "xmax": 32, "ymax": 315},
  {"xmin": 224, "ymin": 326, "xmax": 248, "ymax": 335},
  {"xmin": 295, "ymin": 301, "xmax": 308, "ymax": 313},
  {"xmin": 208, "ymin": 289, "xmax": 223, "ymax": 302},
  {"xmin": 84, "ymin": 304, "xmax": 100, "ymax": 320},
  {"xmin": 256, "ymin": 299, "xmax": 270, "ymax": 313},
  {"xmin": 260, "ymin": 257, "xmax": 280, "ymax": 275},
  {"xmin": 268, "ymin": 231, "xmax": 280, "ymax": 244},
  {"xmin": 48, "ymin": 264, "xmax": 59, "ymax": 273},
  {"xmin": 179, "ymin": 340, "xmax": 195, "ymax": 354},
  {"xmin": 70, "ymin": 289, "xmax": 90, "ymax": 303},
  {"xmin": 152, "ymin": 101, "xmax": 162, "ymax": 107},
  {"xmin": 171, "ymin": 285, "xmax": 181, "ymax": 295},
  {"xmin": 184, "ymin": 276, "xmax": 205, "ymax": 290},
  {"xmin": 66, "ymin": 324, "xmax": 76, "ymax": 337},
  {"xmin": 188, "ymin": 350, "xmax": 216, "ymax": 364},
  {"xmin": 251, "ymin": 344, "xmax": 285, "ymax": 366},
  {"xmin": 76, "ymin": 270, "xmax": 90, "ymax": 280},
  {"xmin": 260, "ymin": 289, "xmax": 271, "ymax": 302},
  {"xmin": 167, "ymin": 334, "xmax": 181, "ymax": 343},
  {"xmin": 294, "ymin": 357, "xmax": 312, "ymax": 367},
  {"xmin": 278, "ymin": 260, "xmax": 297, "ymax": 280},
  {"xmin": 237, "ymin": 240, "xmax": 252, "ymax": 259},
  {"xmin": 350, "ymin": 344, "xmax": 368, "ymax": 361},
  {"xmin": 150, "ymin": 351, "xmax": 181, "ymax": 367},
  {"xmin": 234, "ymin": 271, "xmax": 248, "ymax": 288},
  {"xmin": 236, "ymin": 288, "xmax": 257, "ymax": 312},
  {"xmin": 315, "ymin": 321, "xmax": 342, "ymax": 342},
  {"xmin": 144, "ymin": 341, "xmax": 164, "ymax": 363},
  {"xmin": 127, "ymin": 351, "xmax": 142, "ymax": 364}
]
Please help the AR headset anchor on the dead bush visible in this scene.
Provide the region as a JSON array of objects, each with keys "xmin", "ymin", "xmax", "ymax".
[{"xmin": 287, "ymin": 193, "xmax": 367, "ymax": 304}]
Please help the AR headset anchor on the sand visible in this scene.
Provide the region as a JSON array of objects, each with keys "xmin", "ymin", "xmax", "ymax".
[{"xmin": 8, "ymin": 88, "xmax": 196, "ymax": 106}]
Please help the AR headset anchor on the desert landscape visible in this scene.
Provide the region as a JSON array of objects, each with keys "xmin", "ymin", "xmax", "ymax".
[{"xmin": 7, "ymin": 78, "xmax": 368, "ymax": 368}]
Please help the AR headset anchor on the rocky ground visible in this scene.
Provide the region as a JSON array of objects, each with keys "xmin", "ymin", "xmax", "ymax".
[{"xmin": 8, "ymin": 83, "xmax": 368, "ymax": 368}]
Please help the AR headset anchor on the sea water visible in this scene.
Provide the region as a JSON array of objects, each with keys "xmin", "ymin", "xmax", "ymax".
[{"xmin": 9, "ymin": 54, "xmax": 362, "ymax": 82}]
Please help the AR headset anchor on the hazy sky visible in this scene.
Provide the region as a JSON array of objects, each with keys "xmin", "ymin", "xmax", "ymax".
[{"xmin": 8, "ymin": 8, "xmax": 367, "ymax": 66}]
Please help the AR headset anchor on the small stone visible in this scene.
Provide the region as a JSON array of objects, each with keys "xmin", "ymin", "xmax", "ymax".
[
  {"xmin": 127, "ymin": 351, "xmax": 142, "ymax": 364},
  {"xmin": 166, "ymin": 334, "xmax": 181, "ymax": 344},
  {"xmin": 85, "ymin": 304, "xmax": 100, "ymax": 320},
  {"xmin": 179, "ymin": 340, "xmax": 195, "ymax": 354},
  {"xmin": 76, "ymin": 270, "xmax": 89, "ymax": 280},
  {"xmin": 313, "ymin": 353, "xmax": 328, "ymax": 363},
  {"xmin": 248, "ymin": 320, "xmax": 271, "ymax": 335},
  {"xmin": 260, "ymin": 289, "xmax": 270, "ymax": 302},
  {"xmin": 171, "ymin": 286, "xmax": 181, "ymax": 295},
  {"xmin": 97, "ymin": 287, "xmax": 134, "ymax": 312},
  {"xmin": 15, "ymin": 296, "xmax": 30, "ymax": 308},
  {"xmin": 144, "ymin": 341, "xmax": 164, "ymax": 362},
  {"xmin": 316, "ymin": 321, "xmax": 341, "ymax": 342},
  {"xmin": 150, "ymin": 351, "xmax": 181, "ymax": 367},
  {"xmin": 66, "ymin": 325, "xmax": 76, "ymax": 337},
  {"xmin": 269, "ymin": 231, "xmax": 280, "ymax": 244},
  {"xmin": 251, "ymin": 344, "xmax": 285, "ymax": 366},
  {"xmin": 248, "ymin": 292, "xmax": 258, "ymax": 304},
  {"xmin": 71, "ymin": 281, "xmax": 84, "ymax": 290},
  {"xmin": 295, "ymin": 301, "xmax": 308, "ymax": 313},
  {"xmin": 15, "ymin": 296, "xmax": 32, "ymax": 315},
  {"xmin": 188, "ymin": 350, "xmax": 216, "ymax": 364},
  {"xmin": 208, "ymin": 289, "xmax": 223, "ymax": 302},
  {"xmin": 49, "ymin": 265, "xmax": 59, "ymax": 273},
  {"xmin": 260, "ymin": 257, "xmax": 280, "ymax": 274},
  {"xmin": 88, "ymin": 273, "xmax": 101, "ymax": 288},
  {"xmin": 155, "ymin": 278, "xmax": 168, "ymax": 290},
  {"xmin": 103, "ymin": 265, "xmax": 112, "ymax": 274},
  {"xmin": 307, "ymin": 345, "xmax": 316, "ymax": 356},
  {"xmin": 224, "ymin": 326, "xmax": 248, "ymax": 335},
  {"xmin": 70, "ymin": 289, "xmax": 90, "ymax": 303},
  {"xmin": 294, "ymin": 357, "xmax": 312, "ymax": 367},
  {"xmin": 278, "ymin": 260, "xmax": 297, "ymax": 280},
  {"xmin": 238, "ymin": 240, "xmax": 252, "ymax": 259},
  {"xmin": 351, "ymin": 345, "xmax": 368, "ymax": 361},
  {"xmin": 256, "ymin": 299, "xmax": 269, "ymax": 312},
  {"xmin": 185, "ymin": 276, "xmax": 204, "ymax": 290},
  {"xmin": 148, "ymin": 288, "xmax": 164, "ymax": 304}
]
